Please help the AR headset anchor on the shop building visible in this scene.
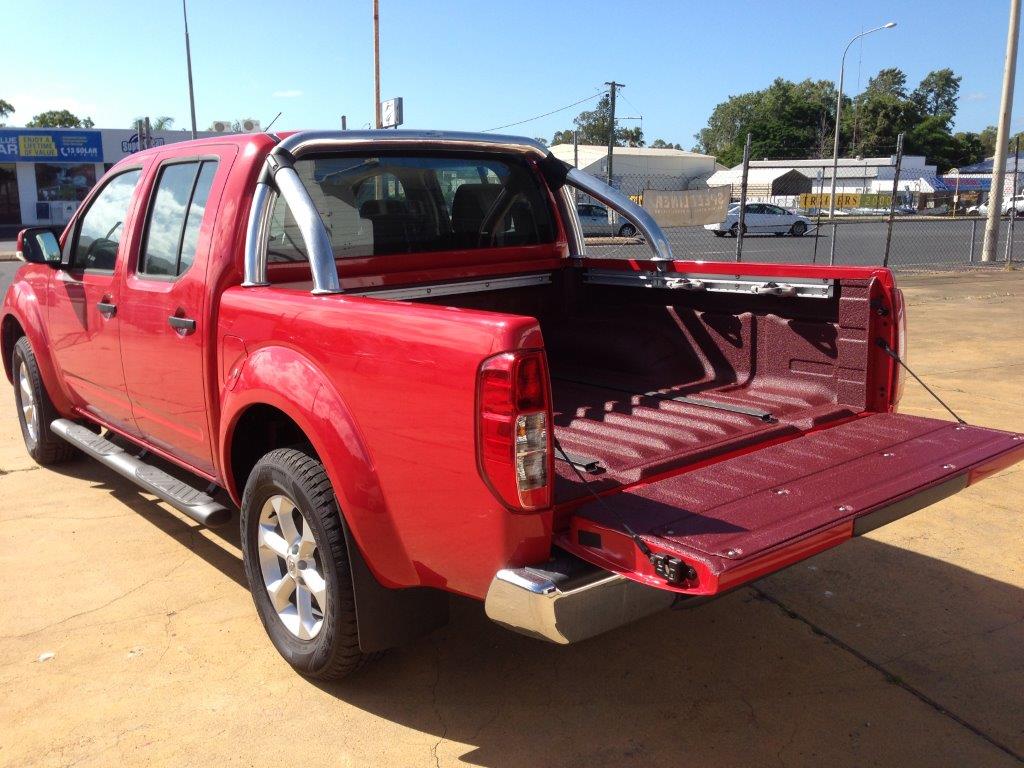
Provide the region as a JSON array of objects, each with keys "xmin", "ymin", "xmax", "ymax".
[{"xmin": 0, "ymin": 127, "xmax": 217, "ymax": 229}]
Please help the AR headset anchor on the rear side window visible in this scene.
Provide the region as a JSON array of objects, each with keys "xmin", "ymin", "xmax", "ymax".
[
  {"xmin": 266, "ymin": 154, "xmax": 556, "ymax": 262},
  {"xmin": 73, "ymin": 169, "xmax": 142, "ymax": 270},
  {"xmin": 139, "ymin": 160, "xmax": 218, "ymax": 277}
]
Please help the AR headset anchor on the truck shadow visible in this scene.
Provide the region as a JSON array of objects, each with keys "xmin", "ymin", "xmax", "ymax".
[{"xmin": 50, "ymin": 456, "xmax": 1023, "ymax": 767}]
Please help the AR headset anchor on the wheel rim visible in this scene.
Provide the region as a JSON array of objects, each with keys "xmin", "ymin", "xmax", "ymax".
[
  {"xmin": 622, "ymin": 225, "xmax": 636, "ymax": 236},
  {"xmin": 257, "ymin": 494, "xmax": 327, "ymax": 640},
  {"xmin": 18, "ymin": 361, "xmax": 38, "ymax": 444}
]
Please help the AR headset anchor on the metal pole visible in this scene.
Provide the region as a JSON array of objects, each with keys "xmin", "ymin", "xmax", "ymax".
[
  {"xmin": 982, "ymin": 0, "xmax": 1021, "ymax": 261},
  {"xmin": 135, "ymin": 119, "xmax": 145, "ymax": 152},
  {"xmin": 573, "ymin": 130, "xmax": 578, "ymax": 168},
  {"xmin": 951, "ymin": 168, "xmax": 960, "ymax": 218},
  {"xmin": 183, "ymin": 0, "xmax": 198, "ymax": 139},
  {"xmin": 341, "ymin": 115, "xmax": 347, "ymax": 130},
  {"xmin": 828, "ymin": 23, "xmax": 897, "ymax": 221},
  {"xmin": 604, "ymin": 81, "xmax": 622, "ymax": 186},
  {"xmin": 829, "ymin": 223, "xmax": 837, "ymax": 265},
  {"xmin": 1005, "ymin": 135, "xmax": 1020, "ymax": 263},
  {"xmin": 735, "ymin": 133, "xmax": 751, "ymax": 262},
  {"xmin": 969, "ymin": 218, "xmax": 977, "ymax": 262},
  {"xmin": 812, "ymin": 167, "xmax": 823, "ymax": 263},
  {"xmin": 883, "ymin": 132, "xmax": 905, "ymax": 267},
  {"xmin": 373, "ymin": 0, "xmax": 382, "ymax": 129}
]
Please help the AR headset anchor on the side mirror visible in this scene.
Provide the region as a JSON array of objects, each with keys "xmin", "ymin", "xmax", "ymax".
[{"xmin": 16, "ymin": 228, "xmax": 62, "ymax": 267}]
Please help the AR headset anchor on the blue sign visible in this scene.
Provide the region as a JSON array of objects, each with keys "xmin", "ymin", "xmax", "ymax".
[{"xmin": 0, "ymin": 129, "xmax": 103, "ymax": 163}]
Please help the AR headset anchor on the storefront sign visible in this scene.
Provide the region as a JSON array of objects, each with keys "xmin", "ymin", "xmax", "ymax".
[
  {"xmin": 0, "ymin": 129, "xmax": 104, "ymax": 163},
  {"xmin": 642, "ymin": 186, "xmax": 732, "ymax": 227}
]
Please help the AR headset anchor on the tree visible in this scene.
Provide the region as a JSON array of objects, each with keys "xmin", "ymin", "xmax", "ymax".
[
  {"xmin": 864, "ymin": 68, "xmax": 908, "ymax": 99},
  {"xmin": 979, "ymin": 125, "xmax": 998, "ymax": 157},
  {"xmin": 650, "ymin": 139, "xmax": 682, "ymax": 149},
  {"xmin": 533, "ymin": 137, "xmax": 548, "ymax": 146},
  {"xmin": 950, "ymin": 131, "xmax": 985, "ymax": 168},
  {"xmin": 27, "ymin": 109, "xmax": 95, "ymax": 128},
  {"xmin": 551, "ymin": 93, "xmax": 644, "ymax": 147},
  {"xmin": 912, "ymin": 68, "xmax": 961, "ymax": 119},
  {"xmin": 694, "ymin": 78, "xmax": 841, "ymax": 165},
  {"xmin": 131, "ymin": 116, "xmax": 175, "ymax": 130},
  {"xmin": 0, "ymin": 98, "xmax": 13, "ymax": 127}
]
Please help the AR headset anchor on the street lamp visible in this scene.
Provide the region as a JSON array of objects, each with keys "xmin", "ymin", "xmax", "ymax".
[{"xmin": 827, "ymin": 22, "xmax": 897, "ymax": 219}]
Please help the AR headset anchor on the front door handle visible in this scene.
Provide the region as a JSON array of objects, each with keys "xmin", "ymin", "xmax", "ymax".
[
  {"xmin": 168, "ymin": 315, "xmax": 197, "ymax": 335},
  {"xmin": 96, "ymin": 301, "xmax": 117, "ymax": 318}
]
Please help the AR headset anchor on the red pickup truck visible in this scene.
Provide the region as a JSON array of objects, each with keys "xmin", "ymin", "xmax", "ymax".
[{"xmin": 5, "ymin": 131, "xmax": 1022, "ymax": 680}]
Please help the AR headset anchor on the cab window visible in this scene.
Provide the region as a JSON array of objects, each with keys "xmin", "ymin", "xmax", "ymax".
[
  {"xmin": 139, "ymin": 160, "xmax": 218, "ymax": 278},
  {"xmin": 72, "ymin": 169, "xmax": 142, "ymax": 271}
]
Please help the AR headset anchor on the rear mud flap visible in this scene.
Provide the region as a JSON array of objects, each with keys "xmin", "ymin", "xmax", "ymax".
[{"xmin": 560, "ymin": 413, "xmax": 1024, "ymax": 596}]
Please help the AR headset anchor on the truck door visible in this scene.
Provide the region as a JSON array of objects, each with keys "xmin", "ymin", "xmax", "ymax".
[
  {"xmin": 47, "ymin": 166, "xmax": 147, "ymax": 433},
  {"xmin": 118, "ymin": 148, "xmax": 235, "ymax": 474}
]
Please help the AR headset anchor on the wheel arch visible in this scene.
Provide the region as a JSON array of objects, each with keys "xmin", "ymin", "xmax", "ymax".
[
  {"xmin": 1, "ymin": 312, "xmax": 26, "ymax": 384},
  {"xmin": 221, "ymin": 347, "xmax": 448, "ymax": 650},
  {"xmin": 219, "ymin": 345, "xmax": 420, "ymax": 589}
]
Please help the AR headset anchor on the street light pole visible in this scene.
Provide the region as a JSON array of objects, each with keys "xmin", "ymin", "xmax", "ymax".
[
  {"xmin": 827, "ymin": 22, "xmax": 897, "ymax": 219},
  {"xmin": 182, "ymin": 0, "xmax": 198, "ymax": 139},
  {"xmin": 373, "ymin": 0, "xmax": 382, "ymax": 129},
  {"xmin": 950, "ymin": 168, "xmax": 960, "ymax": 218}
]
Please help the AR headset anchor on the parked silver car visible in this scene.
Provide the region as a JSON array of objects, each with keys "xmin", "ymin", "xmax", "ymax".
[
  {"xmin": 705, "ymin": 203, "xmax": 811, "ymax": 237},
  {"xmin": 577, "ymin": 203, "xmax": 638, "ymax": 237}
]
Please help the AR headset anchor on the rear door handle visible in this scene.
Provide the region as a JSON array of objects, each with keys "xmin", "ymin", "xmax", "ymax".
[
  {"xmin": 168, "ymin": 315, "xmax": 197, "ymax": 335},
  {"xmin": 96, "ymin": 301, "xmax": 117, "ymax": 318}
]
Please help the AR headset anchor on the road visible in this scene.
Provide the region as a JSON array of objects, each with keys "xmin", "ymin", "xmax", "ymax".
[
  {"xmin": 1, "ymin": 271, "xmax": 1022, "ymax": 766},
  {"xmin": 591, "ymin": 217, "xmax": 1024, "ymax": 270}
]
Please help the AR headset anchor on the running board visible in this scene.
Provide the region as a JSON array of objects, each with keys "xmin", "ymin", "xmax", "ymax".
[{"xmin": 50, "ymin": 419, "xmax": 231, "ymax": 527}]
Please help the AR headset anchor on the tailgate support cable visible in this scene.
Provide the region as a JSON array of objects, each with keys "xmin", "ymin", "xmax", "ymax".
[
  {"xmin": 875, "ymin": 339, "xmax": 966, "ymax": 425},
  {"xmin": 552, "ymin": 436, "xmax": 697, "ymax": 585}
]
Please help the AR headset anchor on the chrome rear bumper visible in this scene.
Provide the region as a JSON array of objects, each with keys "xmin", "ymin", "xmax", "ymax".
[{"xmin": 484, "ymin": 567, "xmax": 675, "ymax": 645}]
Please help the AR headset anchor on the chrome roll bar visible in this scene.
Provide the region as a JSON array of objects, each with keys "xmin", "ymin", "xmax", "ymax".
[
  {"xmin": 241, "ymin": 130, "xmax": 673, "ymax": 294},
  {"xmin": 564, "ymin": 167, "xmax": 673, "ymax": 263}
]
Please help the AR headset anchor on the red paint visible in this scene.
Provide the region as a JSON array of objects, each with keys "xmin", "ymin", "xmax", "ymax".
[{"xmin": 2, "ymin": 133, "xmax": 1020, "ymax": 609}]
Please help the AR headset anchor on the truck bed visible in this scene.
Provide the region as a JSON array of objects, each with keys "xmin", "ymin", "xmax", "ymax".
[{"xmin": 412, "ymin": 267, "xmax": 876, "ymax": 502}]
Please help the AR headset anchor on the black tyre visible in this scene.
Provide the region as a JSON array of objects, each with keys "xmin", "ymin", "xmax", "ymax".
[
  {"xmin": 618, "ymin": 223, "xmax": 637, "ymax": 237},
  {"xmin": 729, "ymin": 222, "xmax": 746, "ymax": 237},
  {"xmin": 790, "ymin": 221, "xmax": 807, "ymax": 237},
  {"xmin": 12, "ymin": 337, "xmax": 76, "ymax": 465},
  {"xmin": 240, "ymin": 446, "xmax": 373, "ymax": 680},
  {"xmin": 712, "ymin": 230, "xmax": 725, "ymax": 238}
]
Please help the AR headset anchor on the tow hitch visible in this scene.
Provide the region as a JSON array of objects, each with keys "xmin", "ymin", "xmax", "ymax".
[{"xmin": 650, "ymin": 553, "xmax": 697, "ymax": 585}]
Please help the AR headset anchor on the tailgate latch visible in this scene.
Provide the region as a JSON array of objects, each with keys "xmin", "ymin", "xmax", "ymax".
[{"xmin": 650, "ymin": 553, "xmax": 697, "ymax": 585}]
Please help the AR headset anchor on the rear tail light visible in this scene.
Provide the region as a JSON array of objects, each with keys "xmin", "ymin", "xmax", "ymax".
[{"xmin": 477, "ymin": 351, "xmax": 552, "ymax": 511}]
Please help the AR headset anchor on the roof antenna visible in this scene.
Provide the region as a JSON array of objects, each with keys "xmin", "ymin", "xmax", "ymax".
[{"xmin": 264, "ymin": 111, "xmax": 282, "ymax": 132}]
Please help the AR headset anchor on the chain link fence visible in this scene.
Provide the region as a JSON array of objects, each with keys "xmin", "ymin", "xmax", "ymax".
[{"xmin": 585, "ymin": 136, "xmax": 1024, "ymax": 271}]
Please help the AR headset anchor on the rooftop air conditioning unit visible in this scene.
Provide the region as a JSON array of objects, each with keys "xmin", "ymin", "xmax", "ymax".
[
  {"xmin": 211, "ymin": 120, "xmax": 233, "ymax": 133},
  {"xmin": 240, "ymin": 118, "xmax": 261, "ymax": 133}
]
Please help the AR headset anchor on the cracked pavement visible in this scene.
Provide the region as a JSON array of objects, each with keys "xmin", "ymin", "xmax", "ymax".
[{"xmin": 1, "ymin": 270, "xmax": 1022, "ymax": 767}]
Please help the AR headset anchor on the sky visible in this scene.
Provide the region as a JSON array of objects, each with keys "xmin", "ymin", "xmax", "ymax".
[{"xmin": 5, "ymin": 0, "xmax": 1024, "ymax": 150}]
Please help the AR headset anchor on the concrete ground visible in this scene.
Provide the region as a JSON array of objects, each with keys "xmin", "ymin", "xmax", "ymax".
[{"xmin": 1, "ymin": 271, "xmax": 1022, "ymax": 767}]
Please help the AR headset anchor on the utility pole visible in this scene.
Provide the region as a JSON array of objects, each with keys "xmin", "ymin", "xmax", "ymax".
[
  {"xmin": 373, "ymin": 0, "xmax": 382, "ymax": 129},
  {"xmin": 182, "ymin": 0, "xmax": 198, "ymax": 139},
  {"xmin": 605, "ymin": 81, "xmax": 623, "ymax": 186},
  {"xmin": 983, "ymin": 0, "xmax": 1021, "ymax": 261}
]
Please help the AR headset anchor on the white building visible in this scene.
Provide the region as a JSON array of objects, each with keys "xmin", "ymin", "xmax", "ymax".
[
  {"xmin": 548, "ymin": 144, "xmax": 719, "ymax": 191},
  {"xmin": 0, "ymin": 126, "xmax": 221, "ymax": 229},
  {"xmin": 743, "ymin": 155, "xmax": 938, "ymax": 195}
]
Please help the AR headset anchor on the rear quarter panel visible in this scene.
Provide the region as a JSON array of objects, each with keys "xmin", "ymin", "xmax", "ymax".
[{"xmin": 218, "ymin": 286, "xmax": 552, "ymax": 598}]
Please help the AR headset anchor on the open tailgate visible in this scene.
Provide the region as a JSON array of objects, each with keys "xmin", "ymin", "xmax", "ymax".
[{"xmin": 559, "ymin": 413, "xmax": 1024, "ymax": 595}]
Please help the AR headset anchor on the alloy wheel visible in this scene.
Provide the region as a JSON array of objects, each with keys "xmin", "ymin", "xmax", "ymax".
[
  {"xmin": 18, "ymin": 361, "xmax": 38, "ymax": 444},
  {"xmin": 257, "ymin": 494, "xmax": 328, "ymax": 640}
]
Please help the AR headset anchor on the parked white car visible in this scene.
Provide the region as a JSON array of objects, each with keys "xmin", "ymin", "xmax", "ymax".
[
  {"xmin": 969, "ymin": 195, "xmax": 1024, "ymax": 216},
  {"xmin": 577, "ymin": 203, "xmax": 638, "ymax": 237},
  {"xmin": 705, "ymin": 203, "xmax": 811, "ymax": 237}
]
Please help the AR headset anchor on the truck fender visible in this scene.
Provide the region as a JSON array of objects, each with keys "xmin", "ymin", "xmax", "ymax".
[
  {"xmin": 219, "ymin": 344, "xmax": 421, "ymax": 589},
  {"xmin": 220, "ymin": 345, "xmax": 449, "ymax": 651},
  {"xmin": 2, "ymin": 282, "xmax": 75, "ymax": 416}
]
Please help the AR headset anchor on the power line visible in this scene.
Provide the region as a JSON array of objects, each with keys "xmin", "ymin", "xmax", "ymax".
[{"xmin": 481, "ymin": 91, "xmax": 604, "ymax": 133}]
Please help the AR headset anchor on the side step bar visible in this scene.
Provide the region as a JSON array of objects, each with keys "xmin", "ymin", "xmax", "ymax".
[{"xmin": 50, "ymin": 419, "xmax": 231, "ymax": 527}]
